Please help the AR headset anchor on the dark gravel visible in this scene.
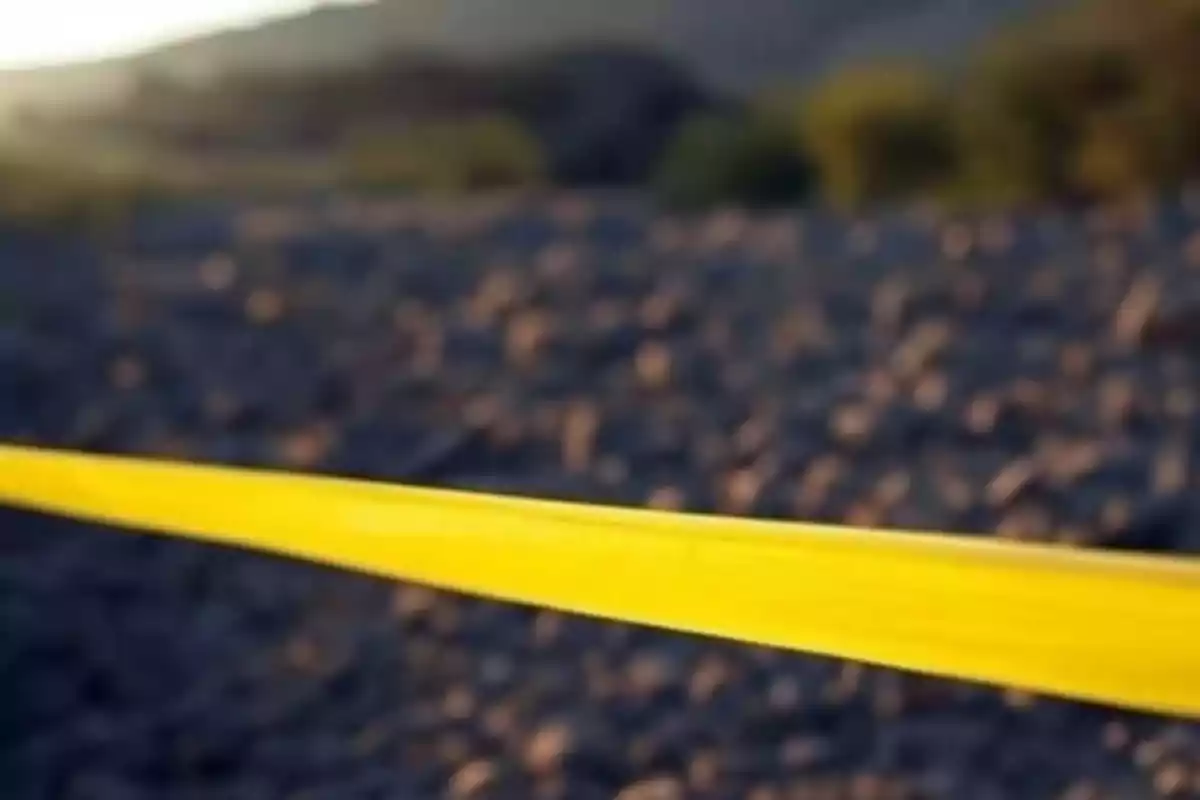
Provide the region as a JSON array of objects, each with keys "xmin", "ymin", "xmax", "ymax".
[{"xmin": 3, "ymin": 193, "xmax": 1200, "ymax": 799}]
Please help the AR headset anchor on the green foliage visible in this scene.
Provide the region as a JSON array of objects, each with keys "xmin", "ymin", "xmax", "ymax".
[
  {"xmin": 801, "ymin": 65, "xmax": 957, "ymax": 210},
  {"xmin": 957, "ymin": 32, "xmax": 1141, "ymax": 203},
  {"xmin": 0, "ymin": 154, "xmax": 161, "ymax": 233},
  {"xmin": 11, "ymin": 0, "xmax": 1200, "ymax": 212},
  {"xmin": 339, "ymin": 116, "xmax": 545, "ymax": 194},
  {"xmin": 952, "ymin": 0, "xmax": 1200, "ymax": 205},
  {"xmin": 1069, "ymin": 94, "xmax": 1187, "ymax": 198},
  {"xmin": 660, "ymin": 0, "xmax": 1200, "ymax": 211},
  {"xmin": 653, "ymin": 112, "xmax": 813, "ymax": 209}
]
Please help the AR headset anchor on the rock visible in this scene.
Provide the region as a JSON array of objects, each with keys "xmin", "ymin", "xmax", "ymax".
[
  {"xmin": 524, "ymin": 722, "xmax": 574, "ymax": 776},
  {"xmin": 615, "ymin": 776, "xmax": 685, "ymax": 800},
  {"xmin": 686, "ymin": 750, "xmax": 723, "ymax": 793},
  {"xmin": 1102, "ymin": 722, "xmax": 1132, "ymax": 753},
  {"xmin": 625, "ymin": 652, "xmax": 678, "ymax": 699},
  {"xmin": 634, "ymin": 342, "xmax": 673, "ymax": 390},
  {"xmin": 1061, "ymin": 780, "xmax": 1101, "ymax": 800},
  {"xmin": 995, "ymin": 504, "xmax": 1054, "ymax": 542},
  {"xmin": 1153, "ymin": 762, "xmax": 1188, "ymax": 796},
  {"xmin": 1152, "ymin": 447, "xmax": 1189, "ymax": 497},
  {"xmin": 986, "ymin": 460, "xmax": 1038, "ymax": 508},
  {"xmin": 506, "ymin": 311, "xmax": 555, "ymax": 368},
  {"xmin": 779, "ymin": 737, "xmax": 829, "ymax": 770},
  {"xmin": 109, "ymin": 356, "xmax": 147, "ymax": 391},
  {"xmin": 831, "ymin": 404, "xmax": 878, "ymax": 447},
  {"xmin": 442, "ymin": 686, "xmax": 477, "ymax": 722},
  {"xmin": 647, "ymin": 486, "xmax": 687, "ymax": 511},
  {"xmin": 561, "ymin": 401, "xmax": 600, "ymax": 474},
  {"xmin": 687, "ymin": 655, "xmax": 731, "ymax": 704},
  {"xmin": 720, "ymin": 466, "xmax": 767, "ymax": 515},
  {"xmin": 245, "ymin": 289, "xmax": 285, "ymax": 324},
  {"xmin": 1112, "ymin": 276, "xmax": 1162, "ymax": 347},
  {"xmin": 199, "ymin": 254, "xmax": 238, "ymax": 292},
  {"xmin": 448, "ymin": 759, "xmax": 497, "ymax": 797}
]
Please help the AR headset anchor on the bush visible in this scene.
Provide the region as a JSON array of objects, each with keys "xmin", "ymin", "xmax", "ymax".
[
  {"xmin": 1090, "ymin": 0, "xmax": 1200, "ymax": 181},
  {"xmin": 1069, "ymin": 96, "xmax": 1187, "ymax": 198},
  {"xmin": 339, "ymin": 116, "xmax": 545, "ymax": 194},
  {"xmin": 801, "ymin": 65, "xmax": 956, "ymax": 210},
  {"xmin": 952, "ymin": 0, "xmax": 1200, "ymax": 206},
  {"xmin": 956, "ymin": 33, "xmax": 1126, "ymax": 204},
  {"xmin": 0, "ymin": 154, "xmax": 160, "ymax": 232},
  {"xmin": 653, "ymin": 112, "xmax": 813, "ymax": 209}
]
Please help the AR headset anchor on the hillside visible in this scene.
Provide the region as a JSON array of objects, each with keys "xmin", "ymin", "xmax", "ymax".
[
  {"xmin": 57, "ymin": 45, "xmax": 714, "ymax": 186},
  {"xmin": 0, "ymin": 0, "xmax": 1053, "ymax": 124}
]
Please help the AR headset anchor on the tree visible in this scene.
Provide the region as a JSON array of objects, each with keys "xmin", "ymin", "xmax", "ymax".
[
  {"xmin": 340, "ymin": 116, "xmax": 545, "ymax": 194},
  {"xmin": 801, "ymin": 64, "xmax": 956, "ymax": 209},
  {"xmin": 654, "ymin": 112, "xmax": 813, "ymax": 209}
]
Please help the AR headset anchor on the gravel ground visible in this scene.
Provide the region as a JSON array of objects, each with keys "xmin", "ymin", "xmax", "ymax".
[{"xmin": 3, "ymin": 193, "xmax": 1200, "ymax": 799}]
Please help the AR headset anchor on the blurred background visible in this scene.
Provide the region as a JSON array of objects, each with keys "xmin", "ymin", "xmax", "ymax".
[{"xmin": 4, "ymin": 0, "xmax": 1200, "ymax": 797}]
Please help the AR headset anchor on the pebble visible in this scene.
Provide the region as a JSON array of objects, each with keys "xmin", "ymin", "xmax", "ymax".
[
  {"xmin": 615, "ymin": 776, "xmax": 686, "ymax": 800},
  {"xmin": 448, "ymin": 759, "xmax": 497, "ymax": 798}
]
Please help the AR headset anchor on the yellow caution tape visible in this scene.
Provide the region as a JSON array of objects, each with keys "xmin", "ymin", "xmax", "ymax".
[{"xmin": 1, "ymin": 443, "xmax": 1199, "ymax": 717}]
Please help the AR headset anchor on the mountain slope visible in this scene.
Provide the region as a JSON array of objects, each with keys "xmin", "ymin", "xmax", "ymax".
[{"xmin": 0, "ymin": 0, "xmax": 1053, "ymax": 123}]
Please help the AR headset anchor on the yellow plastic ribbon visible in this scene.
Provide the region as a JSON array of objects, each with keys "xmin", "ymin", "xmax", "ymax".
[{"xmin": 1, "ymin": 443, "xmax": 1198, "ymax": 717}]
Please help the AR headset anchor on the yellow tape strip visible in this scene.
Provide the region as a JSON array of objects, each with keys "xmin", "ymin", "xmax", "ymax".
[{"xmin": 1, "ymin": 443, "xmax": 1199, "ymax": 717}]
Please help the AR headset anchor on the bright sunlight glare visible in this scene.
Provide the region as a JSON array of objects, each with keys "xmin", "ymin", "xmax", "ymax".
[{"xmin": 0, "ymin": 1, "xmax": 363, "ymax": 69}]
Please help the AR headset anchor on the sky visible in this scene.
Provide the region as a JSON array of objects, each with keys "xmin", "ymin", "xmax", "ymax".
[{"xmin": 0, "ymin": 1, "xmax": 364, "ymax": 69}]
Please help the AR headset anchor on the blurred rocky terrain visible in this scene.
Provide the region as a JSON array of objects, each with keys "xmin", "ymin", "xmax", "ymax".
[{"xmin": 3, "ymin": 193, "xmax": 1200, "ymax": 798}]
